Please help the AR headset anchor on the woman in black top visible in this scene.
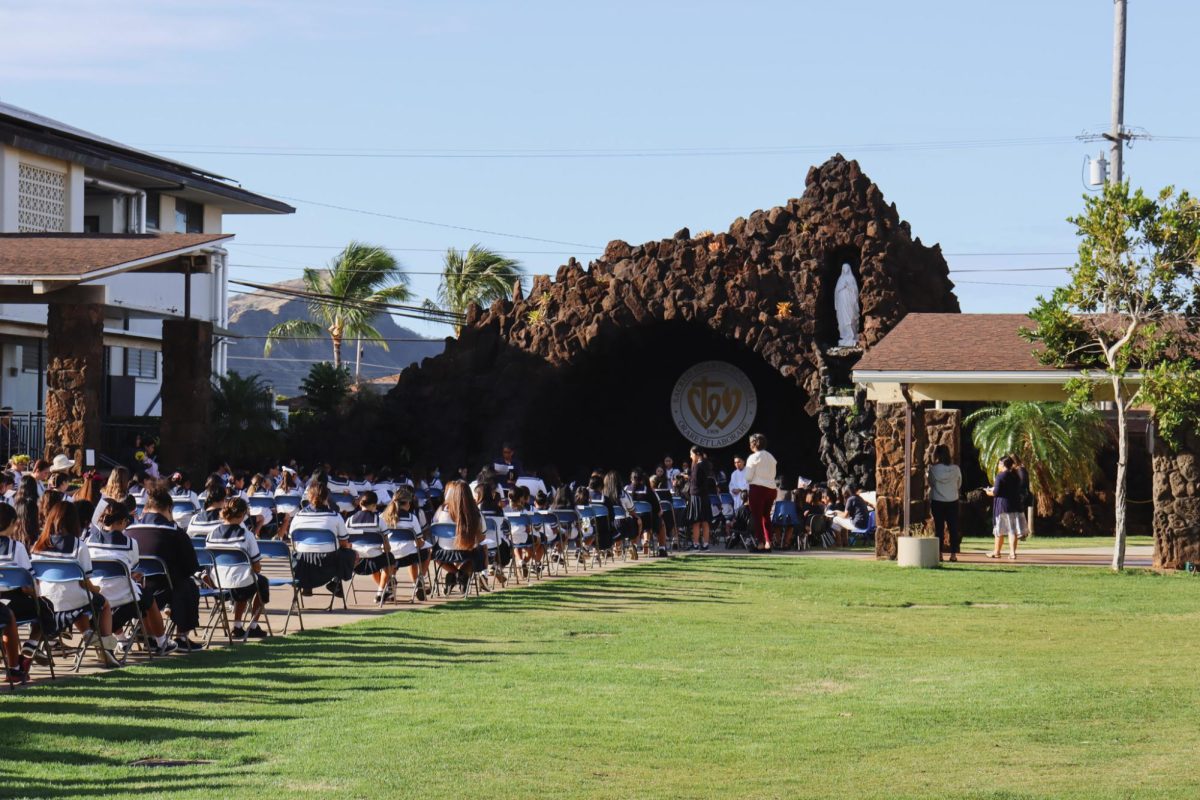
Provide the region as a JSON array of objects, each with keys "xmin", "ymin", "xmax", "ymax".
[{"xmin": 687, "ymin": 446, "xmax": 714, "ymax": 551}]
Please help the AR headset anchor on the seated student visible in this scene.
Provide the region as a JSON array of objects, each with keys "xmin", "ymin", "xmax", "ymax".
[
  {"xmin": 86, "ymin": 502, "xmax": 177, "ymax": 655},
  {"xmin": 0, "ymin": 470, "xmax": 15, "ymax": 505},
  {"xmin": 46, "ymin": 472, "xmax": 72, "ymax": 500},
  {"xmin": 127, "ymin": 485, "xmax": 205, "ymax": 652},
  {"xmin": 603, "ymin": 470, "xmax": 636, "ymax": 558},
  {"xmin": 381, "ymin": 486, "xmax": 432, "ymax": 601},
  {"xmin": 649, "ymin": 475, "xmax": 675, "ymax": 553},
  {"xmin": 348, "ymin": 491, "xmax": 396, "ymax": 603},
  {"xmin": 628, "ymin": 468, "xmax": 666, "ymax": 558},
  {"xmin": 506, "ymin": 485, "xmax": 541, "ymax": 576},
  {"xmin": 472, "ymin": 480, "xmax": 511, "ymax": 578},
  {"xmin": 0, "ymin": 503, "xmax": 56, "ymax": 678},
  {"xmin": 185, "ymin": 475, "xmax": 227, "ymax": 533},
  {"xmin": 168, "ymin": 471, "xmax": 200, "ymax": 508},
  {"xmin": 291, "ymin": 480, "xmax": 357, "ymax": 597},
  {"xmin": 830, "ymin": 482, "xmax": 872, "ymax": 546},
  {"xmin": 31, "ymin": 502, "xmax": 121, "ymax": 667},
  {"xmin": 92, "ymin": 467, "xmax": 132, "ymax": 527},
  {"xmin": 273, "ymin": 468, "xmax": 303, "ymax": 540},
  {"xmin": 205, "ymin": 497, "xmax": 269, "ymax": 640},
  {"xmin": 245, "ymin": 474, "xmax": 276, "ymax": 535},
  {"xmin": 0, "ymin": 600, "xmax": 23, "ymax": 684},
  {"xmin": 434, "ymin": 480, "xmax": 484, "ymax": 594},
  {"xmin": 72, "ymin": 472, "xmax": 101, "ymax": 530}
]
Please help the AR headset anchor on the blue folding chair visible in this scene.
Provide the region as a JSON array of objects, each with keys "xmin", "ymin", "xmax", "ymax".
[
  {"xmin": 771, "ymin": 500, "xmax": 802, "ymax": 550},
  {"xmin": 90, "ymin": 558, "xmax": 151, "ymax": 662},
  {"xmin": 136, "ymin": 556, "xmax": 177, "ymax": 640},
  {"xmin": 192, "ymin": 548, "xmax": 235, "ymax": 646},
  {"xmin": 274, "ymin": 494, "xmax": 301, "ymax": 516},
  {"xmin": 289, "ymin": 528, "xmax": 350, "ymax": 610},
  {"xmin": 209, "ymin": 548, "xmax": 272, "ymax": 637},
  {"xmin": 171, "ymin": 499, "xmax": 198, "ymax": 529},
  {"xmin": 386, "ymin": 528, "xmax": 431, "ymax": 602},
  {"xmin": 346, "ymin": 530, "xmax": 391, "ymax": 606},
  {"xmin": 574, "ymin": 505, "xmax": 598, "ymax": 568},
  {"xmin": 30, "ymin": 559, "xmax": 108, "ymax": 672},
  {"xmin": 505, "ymin": 512, "xmax": 535, "ymax": 582},
  {"xmin": 429, "ymin": 522, "xmax": 474, "ymax": 597},
  {"xmin": 671, "ymin": 497, "xmax": 689, "ymax": 549},
  {"xmin": 534, "ymin": 511, "xmax": 565, "ymax": 575},
  {"xmin": 0, "ymin": 565, "xmax": 55, "ymax": 682},
  {"xmin": 848, "ymin": 511, "xmax": 877, "ymax": 548},
  {"xmin": 248, "ymin": 496, "xmax": 278, "ymax": 536},
  {"xmin": 256, "ymin": 539, "xmax": 302, "ymax": 633},
  {"xmin": 330, "ymin": 492, "xmax": 355, "ymax": 514}
]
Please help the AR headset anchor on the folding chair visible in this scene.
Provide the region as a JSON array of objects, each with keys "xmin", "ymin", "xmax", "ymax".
[
  {"xmin": 171, "ymin": 499, "xmax": 199, "ymax": 530},
  {"xmin": 274, "ymin": 495, "xmax": 301, "ymax": 517},
  {"xmin": 347, "ymin": 531, "xmax": 392, "ymax": 606},
  {"xmin": 191, "ymin": 533, "xmax": 209, "ymax": 549},
  {"xmin": 589, "ymin": 503, "xmax": 614, "ymax": 565},
  {"xmin": 289, "ymin": 528, "xmax": 350, "ymax": 610},
  {"xmin": 209, "ymin": 548, "xmax": 272, "ymax": 637},
  {"xmin": 193, "ymin": 548, "xmax": 235, "ymax": 647},
  {"xmin": 90, "ymin": 558, "xmax": 154, "ymax": 662},
  {"xmin": 256, "ymin": 539, "xmax": 303, "ymax": 633},
  {"xmin": 136, "ymin": 556, "xmax": 177, "ymax": 640},
  {"xmin": 573, "ymin": 505, "xmax": 597, "ymax": 569},
  {"xmin": 330, "ymin": 492, "xmax": 356, "ymax": 515},
  {"xmin": 479, "ymin": 516, "xmax": 505, "ymax": 590},
  {"xmin": 535, "ymin": 511, "xmax": 564, "ymax": 576},
  {"xmin": 30, "ymin": 559, "xmax": 111, "ymax": 672},
  {"xmin": 848, "ymin": 511, "xmax": 877, "ymax": 548},
  {"xmin": 429, "ymin": 522, "xmax": 480, "ymax": 597},
  {"xmin": 611, "ymin": 505, "xmax": 634, "ymax": 561},
  {"xmin": 771, "ymin": 500, "xmax": 801, "ymax": 550},
  {"xmin": 552, "ymin": 509, "xmax": 579, "ymax": 574},
  {"xmin": 386, "ymin": 528, "xmax": 430, "ymax": 603},
  {"xmin": 632, "ymin": 500, "xmax": 655, "ymax": 555},
  {"xmin": 671, "ymin": 497, "xmax": 688, "ymax": 550},
  {"xmin": 0, "ymin": 565, "xmax": 56, "ymax": 682},
  {"xmin": 248, "ymin": 496, "xmax": 278, "ymax": 537},
  {"xmin": 718, "ymin": 493, "xmax": 736, "ymax": 545},
  {"xmin": 505, "ymin": 512, "xmax": 535, "ymax": 582}
]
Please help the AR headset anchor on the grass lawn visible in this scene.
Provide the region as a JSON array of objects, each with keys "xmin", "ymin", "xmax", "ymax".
[
  {"xmin": 959, "ymin": 534, "xmax": 1154, "ymax": 550},
  {"xmin": 2, "ymin": 557, "xmax": 1199, "ymax": 799}
]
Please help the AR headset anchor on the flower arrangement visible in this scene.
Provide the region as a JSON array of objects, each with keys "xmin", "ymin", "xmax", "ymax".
[{"xmin": 10, "ymin": 454, "xmax": 30, "ymax": 469}]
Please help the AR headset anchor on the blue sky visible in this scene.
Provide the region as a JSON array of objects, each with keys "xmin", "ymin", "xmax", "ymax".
[{"xmin": 2, "ymin": 0, "xmax": 1198, "ymax": 357}]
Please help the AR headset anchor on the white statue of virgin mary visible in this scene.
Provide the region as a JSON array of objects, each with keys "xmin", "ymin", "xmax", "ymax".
[{"xmin": 834, "ymin": 263, "xmax": 860, "ymax": 347}]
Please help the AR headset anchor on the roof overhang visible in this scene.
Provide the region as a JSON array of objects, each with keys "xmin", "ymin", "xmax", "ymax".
[
  {"xmin": 853, "ymin": 369, "xmax": 1142, "ymax": 403},
  {"xmin": 0, "ymin": 233, "xmax": 232, "ymax": 290}
]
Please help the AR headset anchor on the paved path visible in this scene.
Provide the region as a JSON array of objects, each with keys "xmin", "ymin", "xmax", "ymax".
[{"xmin": 9, "ymin": 543, "xmax": 1156, "ymax": 688}]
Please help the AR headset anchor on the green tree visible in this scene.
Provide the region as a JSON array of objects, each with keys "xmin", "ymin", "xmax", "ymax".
[
  {"xmin": 1023, "ymin": 182, "xmax": 1200, "ymax": 569},
  {"xmin": 263, "ymin": 241, "xmax": 411, "ymax": 368},
  {"xmin": 212, "ymin": 371, "xmax": 283, "ymax": 464},
  {"xmin": 965, "ymin": 402, "xmax": 1110, "ymax": 518},
  {"xmin": 435, "ymin": 244, "xmax": 522, "ymax": 333},
  {"xmin": 299, "ymin": 362, "xmax": 351, "ymax": 417}
]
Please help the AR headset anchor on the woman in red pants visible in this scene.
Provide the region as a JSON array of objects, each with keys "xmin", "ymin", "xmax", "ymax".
[{"xmin": 743, "ymin": 433, "xmax": 777, "ymax": 551}]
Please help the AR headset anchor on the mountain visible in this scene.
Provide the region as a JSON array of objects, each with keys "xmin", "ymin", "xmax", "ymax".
[{"xmin": 226, "ymin": 278, "xmax": 446, "ymax": 398}]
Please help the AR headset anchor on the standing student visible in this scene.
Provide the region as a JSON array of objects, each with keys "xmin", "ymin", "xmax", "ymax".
[
  {"xmin": 686, "ymin": 447, "xmax": 714, "ymax": 551},
  {"xmin": 205, "ymin": 497, "xmax": 269, "ymax": 640},
  {"xmin": 985, "ymin": 457, "xmax": 1025, "ymax": 560},
  {"xmin": 927, "ymin": 444, "xmax": 963, "ymax": 562},
  {"xmin": 743, "ymin": 433, "xmax": 778, "ymax": 551},
  {"xmin": 86, "ymin": 502, "xmax": 177, "ymax": 655},
  {"xmin": 31, "ymin": 503, "xmax": 121, "ymax": 667},
  {"xmin": 729, "ymin": 456, "xmax": 749, "ymax": 510}
]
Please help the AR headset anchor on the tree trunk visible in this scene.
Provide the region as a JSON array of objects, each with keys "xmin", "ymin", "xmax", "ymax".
[
  {"xmin": 354, "ymin": 337, "xmax": 362, "ymax": 383},
  {"xmin": 331, "ymin": 335, "xmax": 342, "ymax": 368},
  {"xmin": 1112, "ymin": 377, "xmax": 1128, "ymax": 571}
]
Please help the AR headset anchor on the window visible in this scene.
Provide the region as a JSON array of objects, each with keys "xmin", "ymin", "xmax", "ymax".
[
  {"xmin": 17, "ymin": 162, "xmax": 67, "ymax": 232},
  {"xmin": 124, "ymin": 348, "xmax": 158, "ymax": 380},
  {"xmin": 21, "ymin": 340, "xmax": 44, "ymax": 374},
  {"xmin": 174, "ymin": 199, "xmax": 203, "ymax": 233},
  {"xmin": 145, "ymin": 191, "xmax": 160, "ymax": 230},
  {"xmin": 83, "ymin": 215, "xmax": 100, "ymax": 233}
]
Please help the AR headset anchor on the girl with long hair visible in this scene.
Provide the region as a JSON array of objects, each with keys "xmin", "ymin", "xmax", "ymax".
[
  {"xmin": 31, "ymin": 502, "xmax": 120, "ymax": 667},
  {"xmin": 380, "ymin": 486, "xmax": 432, "ymax": 602},
  {"xmin": 91, "ymin": 467, "xmax": 131, "ymax": 527},
  {"xmin": 433, "ymin": 480, "xmax": 484, "ymax": 594},
  {"xmin": 12, "ymin": 475, "xmax": 40, "ymax": 548}
]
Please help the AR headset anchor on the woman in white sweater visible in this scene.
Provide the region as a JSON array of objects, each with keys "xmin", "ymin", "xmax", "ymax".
[{"xmin": 742, "ymin": 433, "xmax": 778, "ymax": 551}]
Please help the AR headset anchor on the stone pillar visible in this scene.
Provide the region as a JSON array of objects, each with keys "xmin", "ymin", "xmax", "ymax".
[
  {"xmin": 873, "ymin": 401, "xmax": 930, "ymax": 559},
  {"xmin": 1151, "ymin": 430, "xmax": 1200, "ymax": 570},
  {"xmin": 44, "ymin": 303, "xmax": 104, "ymax": 468},
  {"xmin": 160, "ymin": 319, "xmax": 213, "ymax": 482}
]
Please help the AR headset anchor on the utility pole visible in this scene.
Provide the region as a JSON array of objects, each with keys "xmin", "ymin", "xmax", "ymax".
[{"xmin": 1106, "ymin": 0, "xmax": 1128, "ymax": 184}]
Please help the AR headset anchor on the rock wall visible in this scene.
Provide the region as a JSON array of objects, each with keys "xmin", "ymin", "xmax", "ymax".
[
  {"xmin": 1152, "ymin": 430, "xmax": 1200, "ymax": 570},
  {"xmin": 874, "ymin": 402, "xmax": 932, "ymax": 558},
  {"xmin": 389, "ymin": 155, "xmax": 959, "ymax": 475}
]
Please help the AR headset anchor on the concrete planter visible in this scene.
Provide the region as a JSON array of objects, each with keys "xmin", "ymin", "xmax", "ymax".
[{"xmin": 897, "ymin": 536, "xmax": 939, "ymax": 568}]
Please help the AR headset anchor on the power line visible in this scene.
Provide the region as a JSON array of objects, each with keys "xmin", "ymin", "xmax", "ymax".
[
  {"xmin": 230, "ymin": 334, "xmax": 443, "ymax": 343},
  {"xmin": 229, "ymin": 242, "xmax": 600, "ymax": 255},
  {"xmin": 226, "ymin": 261, "xmax": 1070, "ymax": 276}
]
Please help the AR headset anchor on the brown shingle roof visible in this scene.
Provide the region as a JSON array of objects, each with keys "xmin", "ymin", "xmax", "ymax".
[
  {"xmin": 854, "ymin": 313, "xmax": 1053, "ymax": 372},
  {"xmin": 0, "ymin": 233, "xmax": 233, "ymax": 279}
]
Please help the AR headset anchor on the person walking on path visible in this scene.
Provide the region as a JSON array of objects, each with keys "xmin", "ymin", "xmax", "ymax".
[
  {"xmin": 927, "ymin": 444, "xmax": 962, "ymax": 562},
  {"xmin": 743, "ymin": 433, "xmax": 777, "ymax": 551},
  {"xmin": 985, "ymin": 456, "xmax": 1025, "ymax": 560}
]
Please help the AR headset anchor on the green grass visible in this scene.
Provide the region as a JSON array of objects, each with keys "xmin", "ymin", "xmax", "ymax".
[{"xmin": 3, "ymin": 557, "xmax": 1200, "ymax": 799}]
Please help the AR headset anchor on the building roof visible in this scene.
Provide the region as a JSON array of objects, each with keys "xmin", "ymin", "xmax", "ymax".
[
  {"xmin": 0, "ymin": 233, "xmax": 232, "ymax": 282},
  {"xmin": 0, "ymin": 101, "xmax": 294, "ymax": 215},
  {"xmin": 854, "ymin": 313, "xmax": 1052, "ymax": 374}
]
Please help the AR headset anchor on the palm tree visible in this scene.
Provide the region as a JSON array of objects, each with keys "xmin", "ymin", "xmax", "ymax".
[
  {"xmin": 436, "ymin": 244, "xmax": 522, "ymax": 333},
  {"xmin": 263, "ymin": 241, "xmax": 411, "ymax": 368},
  {"xmin": 965, "ymin": 402, "xmax": 1111, "ymax": 516},
  {"xmin": 212, "ymin": 372, "xmax": 283, "ymax": 464}
]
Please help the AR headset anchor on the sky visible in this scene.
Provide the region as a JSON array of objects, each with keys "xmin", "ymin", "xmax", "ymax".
[{"xmin": 2, "ymin": 0, "xmax": 1198, "ymax": 372}]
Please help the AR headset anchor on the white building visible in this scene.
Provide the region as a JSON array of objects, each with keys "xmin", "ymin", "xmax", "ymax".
[{"xmin": 0, "ymin": 102, "xmax": 291, "ymax": 434}]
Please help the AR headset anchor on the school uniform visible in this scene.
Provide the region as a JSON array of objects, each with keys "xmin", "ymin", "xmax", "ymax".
[
  {"xmin": 348, "ymin": 509, "xmax": 393, "ymax": 574},
  {"xmin": 86, "ymin": 527, "xmax": 154, "ymax": 629},
  {"xmin": 247, "ymin": 492, "xmax": 276, "ymax": 529},
  {"xmin": 187, "ymin": 507, "xmax": 225, "ymax": 539},
  {"xmin": 0, "ymin": 534, "xmax": 57, "ymax": 635},
  {"xmin": 169, "ymin": 487, "xmax": 201, "ymax": 508},
  {"xmin": 32, "ymin": 534, "xmax": 105, "ymax": 629},
  {"xmin": 126, "ymin": 512, "xmax": 202, "ymax": 634},
  {"xmin": 383, "ymin": 508, "xmax": 430, "ymax": 568},
  {"xmin": 205, "ymin": 523, "xmax": 268, "ymax": 603},
  {"xmin": 290, "ymin": 505, "xmax": 356, "ymax": 589},
  {"xmin": 627, "ymin": 485, "xmax": 662, "ymax": 533}
]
